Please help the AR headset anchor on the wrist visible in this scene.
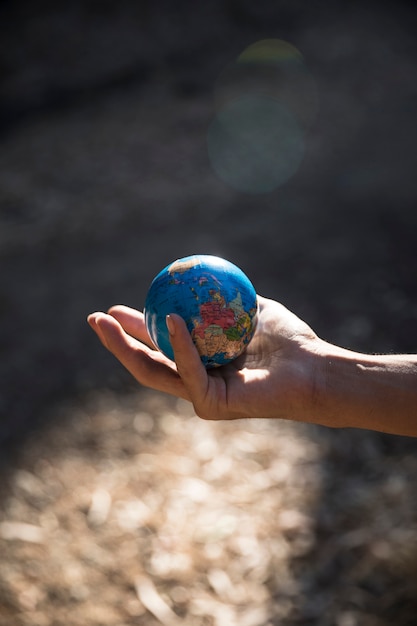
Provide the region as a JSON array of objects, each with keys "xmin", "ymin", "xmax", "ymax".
[
  {"xmin": 310, "ymin": 340, "xmax": 417, "ymax": 435},
  {"xmin": 309, "ymin": 340, "xmax": 359, "ymax": 429}
]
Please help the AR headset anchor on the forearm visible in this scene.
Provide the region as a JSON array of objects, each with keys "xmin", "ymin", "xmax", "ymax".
[{"xmin": 312, "ymin": 342, "xmax": 417, "ymax": 436}]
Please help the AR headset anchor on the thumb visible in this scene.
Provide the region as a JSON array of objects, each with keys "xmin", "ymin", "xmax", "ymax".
[{"xmin": 166, "ymin": 314, "xmax": 210, "ymax": 407}]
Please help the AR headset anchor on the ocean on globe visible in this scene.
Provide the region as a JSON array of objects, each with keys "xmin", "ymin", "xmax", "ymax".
[{"xmin": 144, "ymin": 255, "xmax": 258, "ymax": 368}]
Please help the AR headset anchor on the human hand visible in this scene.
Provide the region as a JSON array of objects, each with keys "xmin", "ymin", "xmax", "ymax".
[{"xmin": 87, "ymin": 296, "xmax": 321, "ymax": 422}]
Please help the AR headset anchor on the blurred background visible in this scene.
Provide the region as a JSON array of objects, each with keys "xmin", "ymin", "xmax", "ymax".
[{"xmin": 0, "ymin": 0, "xmax": 416, "ymax": 624}]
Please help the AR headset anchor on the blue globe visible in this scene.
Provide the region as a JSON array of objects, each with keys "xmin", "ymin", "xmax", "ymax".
[{"xmin": 144, "ymin": 255, "xmax": 258, "ymax": 368}]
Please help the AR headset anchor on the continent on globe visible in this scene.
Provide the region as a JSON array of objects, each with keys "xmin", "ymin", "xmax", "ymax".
[
  {"xmin": 144, "ymin": 255, "xmax": 258, "ymax": 368},
  {"xmin": 192, "ymin": 291, "xmax": 254, "ymax": 363}
]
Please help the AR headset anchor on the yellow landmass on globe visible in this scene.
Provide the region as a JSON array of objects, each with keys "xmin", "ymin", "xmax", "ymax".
[
  {"xmin": 193, "ymin": 326, "xmax": 243, "ymax": 362},
  {"xmin": 168, "ymin": 258, "xmax": 198, "ymax": 275}
]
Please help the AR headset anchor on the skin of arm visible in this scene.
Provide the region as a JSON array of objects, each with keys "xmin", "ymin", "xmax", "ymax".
[
  {"xmin": 313, "ymin": 343, "xmax": 417, "ymax": 437},
  {"xmin": 87, "ymin": 296, "xmax": 417, "ymax": 437}
]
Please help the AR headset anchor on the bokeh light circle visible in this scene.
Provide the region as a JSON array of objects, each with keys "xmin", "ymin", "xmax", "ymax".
[
  {"xmin": 208, "ymin": 39, "xmax": 318, "ymax": 193},
  {"xmin": 207, "ymin": 94, "xmax": 305, "ymax": 194}
]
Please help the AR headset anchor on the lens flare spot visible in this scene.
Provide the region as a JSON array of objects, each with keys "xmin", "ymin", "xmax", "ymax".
[
  {"xmin": 214, "ymin": 39, "xmax": 319, "ymax": 131},
  {"xmin": 207, "ymin": 95, "xmax": 304, "ymax": 194},
  {"xmin": 208, "ymin": 39, "xmax": 318, "ymax": 193},
  {"xmin": 237, "ymin": 39, "xmax": 304, "ymax": 64}
]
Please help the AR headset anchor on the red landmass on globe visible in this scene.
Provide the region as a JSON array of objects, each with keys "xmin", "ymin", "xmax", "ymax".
[{"xmin": 193, "ymin": 297, "xmax": 236, "ymax": 338}]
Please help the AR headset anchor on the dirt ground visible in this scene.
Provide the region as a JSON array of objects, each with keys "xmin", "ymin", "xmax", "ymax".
[{"xmin": 1, "ymin": 1, "xmax": 417, "ymax": 624}]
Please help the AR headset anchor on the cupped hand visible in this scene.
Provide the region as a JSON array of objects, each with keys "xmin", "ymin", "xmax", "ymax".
[{"xmin": 87, "ymin": 296, "xmax": 320, "ymax": 421}]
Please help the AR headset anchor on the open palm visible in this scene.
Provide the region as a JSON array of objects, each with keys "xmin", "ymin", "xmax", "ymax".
[{"xmin": 88, "ymin": 296, "xmax": 318, "ymax": 421}]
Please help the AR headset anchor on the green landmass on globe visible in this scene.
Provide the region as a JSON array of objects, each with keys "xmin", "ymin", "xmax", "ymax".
[
  {"xmin": 191, "ymin": 290, "xmax": 255, "ymax": 364},
  {"xmin": 144, "ymin": 255, "xmax": 258, "ymax": 368}
]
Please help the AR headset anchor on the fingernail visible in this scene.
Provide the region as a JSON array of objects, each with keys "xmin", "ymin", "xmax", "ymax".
[{"xmin": 166, "ymin": 315, "xmax": 175, "ymax": 337}]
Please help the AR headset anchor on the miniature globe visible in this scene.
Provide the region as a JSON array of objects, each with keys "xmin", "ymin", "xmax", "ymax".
[{"xmin": 144, "ymin": 255, "xmax": 258, "ymax": 368}]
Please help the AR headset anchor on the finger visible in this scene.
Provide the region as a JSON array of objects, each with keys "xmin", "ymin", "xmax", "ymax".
[
  {"xmin": 88, "ymin": 312, "xmax": 110, "ymax": 349},
  {"xmin": 91, "ymin": 313, "xmax": 189, "ymax": 400},
  {"xmin": 166, "ymin": 314, "xmax": 211, "ymax": 410},
  {"xmin": 107, "ymin": 305, "xmax": 155, "ymax": 348}
]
